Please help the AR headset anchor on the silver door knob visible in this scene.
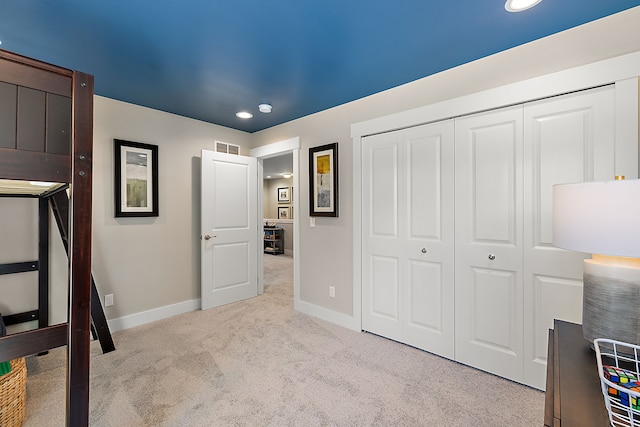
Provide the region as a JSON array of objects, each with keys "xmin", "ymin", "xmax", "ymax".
[
  {"xmin": 421, "ymin": 248, "xmax": 427, "ymax": 254},
  {"xmin": 203, "ymin": 234, "xmax": 213, "ymax": 240},
  {"xmin": 488, "ymin": 254, "xmax": 496, "ymax": 260}
]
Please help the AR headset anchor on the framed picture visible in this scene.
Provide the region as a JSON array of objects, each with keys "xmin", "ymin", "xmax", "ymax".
[
  {"xmin": 114, "ymin": 139, "xmax": 159, "ymax": 217},
  {"xmin": 309, "ymin": 142, "xmax": 338, "ymax": 217},
  {"xmin": 278, "ymin": 206, "xmax": 290, "ymax": 220},
  {"xmin": 277, "ymin": 186, "xmax": 290, "ymax": 203}
]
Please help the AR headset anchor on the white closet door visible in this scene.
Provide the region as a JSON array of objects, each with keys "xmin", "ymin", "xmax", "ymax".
[
  {"xmin": 455, "ymin": 106, "xmax": 525, "ymax": 383},
  {"xmin": 362, "ymin": 132, "xmax": 402, "ymax": 340},
  {"xmin": 362, "ymin": 120, "xmax": 455, "ymax": 359},
  {"xmin": 523, "ymin": 85, "xmax": 615, "ymax": 389}
]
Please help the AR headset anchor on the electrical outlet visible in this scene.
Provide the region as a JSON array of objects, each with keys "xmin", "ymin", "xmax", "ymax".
[
  {"xmin": 105, "ymin": 294, "xmax": 114, "ymax": 307},
  {"xmin": 329, "ymin": 286, "xmax": 335, "ymax": 298}
]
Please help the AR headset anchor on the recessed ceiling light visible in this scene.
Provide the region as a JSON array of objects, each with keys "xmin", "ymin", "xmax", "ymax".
[
  {"xmin": 266, "ymin": 175, "xmax": 272, "ymax": 179},
  {"xmin": 282, "ymin": 174, "xmax": 292, "ymax": 179},
  {"xmin": 505, "ymin": 0, "xmax": 542, "ymax": 12},
  {"xmin": 258, "ymin": 103, "xmax": 272, "ymax": 114},
  {"xmin": 236, "ymin": 111, "xmax": 253, "ymax": 119}
]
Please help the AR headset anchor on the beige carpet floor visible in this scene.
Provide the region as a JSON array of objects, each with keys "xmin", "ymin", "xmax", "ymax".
[{"xmin": 23, "ymin": 254, "xmax": 543, "ymax": 426}]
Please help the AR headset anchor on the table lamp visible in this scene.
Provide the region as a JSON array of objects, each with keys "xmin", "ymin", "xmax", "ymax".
[{"xmin": 553, "ymin": 177, "xmax": 640, "ymax": 346}]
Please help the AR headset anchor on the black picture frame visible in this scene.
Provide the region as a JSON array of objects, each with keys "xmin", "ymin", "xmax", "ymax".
[
  {"xmin": 278, "ymin": 206, "xmax": 290, "ymax": 219},
  {"xmin": 309, "ymin": 143, "xmax": 338, "ymax": 217},
  {"xmin": 114, "ymin": 139, "xmax": 159, "ymax": 217},
  {"xmin": 277, "ymin": 186, "xmax": 290, "ymax": 203}
]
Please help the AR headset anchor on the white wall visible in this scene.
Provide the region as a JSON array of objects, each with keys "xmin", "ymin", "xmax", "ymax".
[
  {"xmin": 0, "ymin": 200, "xmax": 39, "ymax": 327},
  {"xmin": 0, "ymin": 198, "xmax": 68, "ymax": 333},
  {"xmin": 3, "ymin": 96, "xmax": 252, "ymax": 332},
  {"xmin": 91, "ymin": 96, "xmax": 251, "ymax": 323},
  {"xmin": 249, "ymin": 7, "xmax": 640, "ymax": 324}
]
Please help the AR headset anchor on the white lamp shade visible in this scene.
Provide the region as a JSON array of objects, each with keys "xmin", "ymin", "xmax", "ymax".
[{"xmin": 553, "ymin": 179, "xmax": 640, "ymax": 257}]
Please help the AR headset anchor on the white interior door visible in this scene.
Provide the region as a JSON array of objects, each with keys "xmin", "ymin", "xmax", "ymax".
[
  {"xmin": 201, "ymin": 149, "xmax": 258, "ymax": 310},
  {"xmin": 362, "ymin": 120, "xmax": 455, "ymax": 359},
  {"xmin": 454, "ymin": 106, "xmax": 525, "ymax": 383},
  {"xmin": 522, "ymin": 85, "xmax": 615, "ymax": 388}
]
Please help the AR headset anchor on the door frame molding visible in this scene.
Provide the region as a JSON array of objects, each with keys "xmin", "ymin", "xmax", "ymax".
[
  {"xmin": 352, "ymin": 51, "xmax": 640, "ymax": 333},
  {"xmin": 250, "ymin": 137, "xmax": 300, "ymax": 301}
]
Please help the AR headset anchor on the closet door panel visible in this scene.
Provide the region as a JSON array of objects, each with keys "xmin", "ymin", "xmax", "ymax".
[
  {"xmin": 530, "ymin": 275, "xmax": 583, "ymax": 363},
  {"xmin": 408, "ymin": 137, "xmax": 441, "ymax": 240},
  {"xmin": 370, "ymin": 143, "xmax": 399, "ymax": 238},
  {"xmin": 402, "ymin": 122, "xmax": 455, "ymax": 358},
  {"xmin": 362, "ymin": 120, "xmax": 454, "ymax": 359},
  {"xmin": 407, "ymin": 260, "xmax": 442, "ymax": 330},
  {"xmin": 455, "ymin": 106, "xmax": 524, "ymax": 383},
  {"xmin": 371, "ymin": 255, "xmax": 400, "ymax": 319},
  {"xmin": 472, "ymin": 124, "xmax": 518, "ymax": 244},
  {"xmin": 523, "ymin": 85, "xmax": 615, "ymax": 389},
  {"xmin": 363, "ymin": 137, "xmax": 402, "ymax": 338},
  {"xmin": 470, "ymin": 268, "xmax": 519, "ymax": 353}
]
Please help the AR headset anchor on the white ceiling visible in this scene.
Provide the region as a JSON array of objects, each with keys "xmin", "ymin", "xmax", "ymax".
[{"xmin": 262, "ymin": 153, "xmax": 293, "ymax": 179}]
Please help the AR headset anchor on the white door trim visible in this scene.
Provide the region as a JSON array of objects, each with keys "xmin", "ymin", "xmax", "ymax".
[
  {"xmin": 250, "ymin": 137, "xmax": 301, "ymax": 300},
  {"xmin": 351, "ymin": 51, "xmax": 640, "ymax": 139}
]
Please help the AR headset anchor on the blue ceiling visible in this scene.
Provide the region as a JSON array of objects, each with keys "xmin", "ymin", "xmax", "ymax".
[{"xmin": 1, "ymin": 1, "xmax": 639, "ymax": 133}]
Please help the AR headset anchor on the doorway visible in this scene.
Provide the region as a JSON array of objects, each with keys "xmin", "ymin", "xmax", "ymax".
[
  {"xmin": 250, "ymin": 138, "xmax": 300, "ymax": 304},
  {"xmin": 262, "ymin": 153, "xmax": 294, "ymax": 291}
]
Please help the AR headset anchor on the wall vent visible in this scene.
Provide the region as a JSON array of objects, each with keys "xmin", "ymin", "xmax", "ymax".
[{"xmin": 215, "ymin": 141, "xmax": 240, "ymax": 155}]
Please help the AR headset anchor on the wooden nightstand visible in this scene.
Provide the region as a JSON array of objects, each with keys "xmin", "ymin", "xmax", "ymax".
[{"xmin": 544, "ymin": 320, "xmax": 610, "ymax": 426}]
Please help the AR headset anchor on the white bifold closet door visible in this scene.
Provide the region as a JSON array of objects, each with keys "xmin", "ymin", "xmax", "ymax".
[
  {"xmin": 360, "ymin": 84, "xmax": 617, "ymax": 389},
  {"xmin": 362, "ymin": 120, "xmax": 455, "ymax": 359},
  {"xmin": 522, "ymin": 85, "xmax": 615, "ymax": 388},
  {"xmin": 454, "ymin": 105, "xmax": 525, "ymax": 383},
  {"xmin": 455, "ymin": 86, "xmax": 615, "ymax": 387}
]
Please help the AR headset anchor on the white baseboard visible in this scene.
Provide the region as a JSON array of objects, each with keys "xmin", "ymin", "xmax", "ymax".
[
  {"xmin": 108, "ymin": 299, "xmax": 200, "ymax": 333},
  {"xmin": 294, "ymin": 298, "xmax": 360, "ymax": 332},
  {"xmin": 107, "ymin": 297, "xmax": 357, "ymax": 337}
]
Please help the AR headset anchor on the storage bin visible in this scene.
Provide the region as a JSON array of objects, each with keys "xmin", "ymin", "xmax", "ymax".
[{"xmin": 595, "ymin": 338, "xmax": 640, "ymax": 427}]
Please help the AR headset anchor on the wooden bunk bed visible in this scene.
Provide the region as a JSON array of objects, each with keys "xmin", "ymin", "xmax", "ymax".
[{"xmin": 0, "ymin": 48, "xmax": 94, "ymax": 426}]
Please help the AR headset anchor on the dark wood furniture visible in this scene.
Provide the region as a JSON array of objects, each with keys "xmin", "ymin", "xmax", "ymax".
[
  {"xmin": 0, "ymin": 48, "xmax": 94, "ymax": 426},
  {"xmin": 545, "ymin": 320, "xmax": 610, "ymax": 426},
  {"xmin": 264, "ymin": 227, "xmax": 285, "ymax": 254}
]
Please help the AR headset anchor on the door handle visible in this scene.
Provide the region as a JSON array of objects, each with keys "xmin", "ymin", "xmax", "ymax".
[
  {"xmin": 421, "ymin": 248, "xmax": 427, "ymax": 254},
  {"xmin": 488, "ymin": 254, "xmax": 496, "ymax": 260},
  {"xmin": 203, "ymin": 234, "xmax": 213, "ymax": 240}
]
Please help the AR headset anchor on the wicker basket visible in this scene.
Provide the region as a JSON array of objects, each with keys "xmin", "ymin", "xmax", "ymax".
[{"xmin": 0, "ymin": 358, "xmax": 26, "ymax": 427}]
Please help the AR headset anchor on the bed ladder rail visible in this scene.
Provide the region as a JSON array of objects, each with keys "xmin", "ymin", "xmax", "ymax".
[{"xmin": 50, "ymin": 191, "xmax": 115, "ymax": 354}]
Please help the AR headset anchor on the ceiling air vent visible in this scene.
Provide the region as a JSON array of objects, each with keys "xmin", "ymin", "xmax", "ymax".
[{"xmin": 215, "ymin": 141, "xmax": 240, "ymax": 155}]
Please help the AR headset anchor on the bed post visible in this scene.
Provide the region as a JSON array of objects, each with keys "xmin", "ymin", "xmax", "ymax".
[
  {"xmin": 38, "ymin": 197, "xmax": 50, "ymax": 332},
  {"xmin": 67, "ymin": 71, "xmax": 94, "ymax": 427}
]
